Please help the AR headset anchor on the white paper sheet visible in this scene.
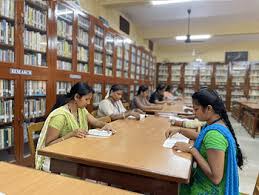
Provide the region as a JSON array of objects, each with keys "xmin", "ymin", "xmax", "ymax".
[
  {"xmin": 163, "ymin": 133, "xmax": 189, "ymax": 148},
  {"xmin": 87, "ymin": 129, "xmax": 112, "ymax": 137}
]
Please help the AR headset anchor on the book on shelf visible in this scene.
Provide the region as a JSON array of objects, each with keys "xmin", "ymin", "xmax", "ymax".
[
  {"xmin": 24, "ymin": 80, "xmax": 46, "ymax": 96},
  {"xmin": 57, "ymin": 60, "xmax": 72, "ymax": 71},
  {"xmin": 0, "ymin": 79, "xmax": 14, "ymax": 97},
  {"xmin": 56, "ymin": 81, "xmax": 71, "ymax": 95},
  {"xmin": 0, "ymin": 100, "xmax": 14, "ymax": 123},
  {"xmin": 0, "ymin": 19, "xmax": 14, "ymax": 45},
  {"xmin": 24, "ymin": 4, "xmax": 47, "ymax": 31},
  {"xmin": 24, "ymin": 98, "xmax": 46, "ymax": 119},
  {"xmin": 0, "ymin": 127, "xmax": 14, "ymax": 150},
  {"xmin": 0, "ymin": 0, "xmax": 15, "ymax": 19}
]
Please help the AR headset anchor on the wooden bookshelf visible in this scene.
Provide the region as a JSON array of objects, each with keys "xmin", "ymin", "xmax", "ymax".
[{"xmin": 0, "ymin": 0, "xmax": 156, "ymax": 164}]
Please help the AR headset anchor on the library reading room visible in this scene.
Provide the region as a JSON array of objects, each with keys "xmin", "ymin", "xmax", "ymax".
[{"xmin": 0, "ymin": 0, "xmax": 259, "ymax": 194}]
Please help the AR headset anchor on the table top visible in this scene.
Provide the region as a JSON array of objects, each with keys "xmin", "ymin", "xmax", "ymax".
[
  {"xmin": 0, "ymin": 162, "xmax": 138, "ymax": 195},
  {"xmin": 39, "ymin": 116, "xmax": 192, "ymax": 183}
]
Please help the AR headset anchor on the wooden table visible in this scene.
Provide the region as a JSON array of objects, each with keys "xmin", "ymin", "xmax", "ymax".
[
  {"xmin": 231, "ymin": 100, "xmax": 259, "ymax": 138},
  {"xmin": 38, "ymin": 116, "xmax": 192, "ymax": 195},
  {"xmin": 146, "ymin": 99, "xmax": 193, "ymax": 115},
  {"xmin": 0, "ymin": 162, "xmax": 138, "ymax": 195}
]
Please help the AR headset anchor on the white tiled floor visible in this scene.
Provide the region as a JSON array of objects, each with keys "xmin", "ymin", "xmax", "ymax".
[{"xmin": 230, "ymin": 115, "xmax": 259, "ymax": 195}]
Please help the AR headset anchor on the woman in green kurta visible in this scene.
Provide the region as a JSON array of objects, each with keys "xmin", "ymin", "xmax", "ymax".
[
  {"xmin": 165, "ymin": 88, "xmax": 243, "ymax": 195},
  {"xmin": 35, "ymin": 82, "xmax": 113, "ymax": 171}
]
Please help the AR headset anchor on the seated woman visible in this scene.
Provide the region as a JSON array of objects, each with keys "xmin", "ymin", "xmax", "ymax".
[
  {"xmin": 149, "ymin": 83, "xmax": 169, "ymax": 104},
  {"xmin": 35, "ymin": 82, "xmax": 113, "ymax": 171},
  {"xmin": 132, "ymin": 85, "xmax": 162, "ymax": 112},
  {"xmin": 166, "ymin": 88, "xmax": 243, "ymax": 195},
  {"xmin": 97, "ymin": 84, "xmax": 141, "ymax": 121}
]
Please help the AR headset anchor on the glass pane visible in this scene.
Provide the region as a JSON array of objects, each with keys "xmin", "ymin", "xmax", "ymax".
[
  {"xmin": 23, "ymin": 80, "xmax": 46, "ymax": 158},
  {"xmin": 56, "ymin": 3, "xmax": 73, "ymax": 71},
  {"xmin": 77, "ymin": 14, "xmax": 89, "ymax": 73},
  {"xmin": 0, "ymin": 79, "xmax": 15, "ymax": 161},
  {"xmin": 105, "ymin": 33, "xmax": 114, "ymax": 76},
  {"xmin": 0, "ymin": 0, "xmax": 15, "ymax": 63},
  {"xmin": 94, "ymin": 25, "xmax": 104, "ymax": 75},
  {"xmin": 93, "ymin": 83, "xmax": 102, "ymax": 108},
  {"xmin": 24, "ymin": 0, "xmax": 48, "ymax": 67}
]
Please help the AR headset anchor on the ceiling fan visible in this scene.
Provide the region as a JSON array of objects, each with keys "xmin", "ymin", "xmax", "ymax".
[{"xmin": 176, "ymin": 9, "xmax": 211, "ymax": 43}]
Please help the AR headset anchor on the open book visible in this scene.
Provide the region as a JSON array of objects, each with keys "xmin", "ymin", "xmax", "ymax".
[
  {"xmin": 163, "ymin": 133, "xmax": 189, "ymax": 148},
  {"xmin": 87, "ymin": 129, "xmax": 112, "ymax": 137}
]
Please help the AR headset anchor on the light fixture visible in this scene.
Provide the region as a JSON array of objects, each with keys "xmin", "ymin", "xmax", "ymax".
[
  {"xmin": 151, "ymin": 0, "xmax": 196, "ymax": 5},
  {"xmin": 175, "ymin": 34, "xmax": 211, "ymax": 41}
]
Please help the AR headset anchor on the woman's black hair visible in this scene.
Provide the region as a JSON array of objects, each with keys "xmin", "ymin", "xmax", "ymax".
[
  {"xmin": 156, "ymin": 83, "xmax": 166, "ymax": 91},
  {"xmin": 52, "ymin": 82, "xmax": 94, "ymax": 111},
  {"xmin": 137, "ymin": 85, "xmax": 149, "ymax": 95},
  {"xmin": 110, "ymin": 84, "xmax": 124, "ymax": 93},
  {"xmin": 192, "ymin": 88, "xmax": 244, "ymax": 169},
  {"xmin": 165, "ymin": 85, "xmax": 173, "ymax": 92}
]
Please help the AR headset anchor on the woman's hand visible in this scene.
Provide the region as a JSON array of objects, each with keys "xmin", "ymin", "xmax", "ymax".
[
  {"xmin": 133, "ymin": 108, "xmax": 145, "ymax": 114},
  {"xmin": 165, "ymin": 127, "xmax": 180, "ymax": 138},
  {"xmin": 173, "ymin": 142, "xmax": 193, "ymax": 153},
  {"xmin": 72, "ymin": 128, "xmax": 87, "ymax": 138},
  {"xmin": 130, "ymin": 111, "xmax": 140, "ymax": 120},
  {"xmin": 101, "ymin": 123, "xmax": 116, "ymax": 134}
]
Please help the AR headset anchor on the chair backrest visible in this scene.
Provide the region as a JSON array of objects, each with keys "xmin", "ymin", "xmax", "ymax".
[
  {"xmin": 253, "ymin": 173, "xmax": 259, "ymax": 195},
  {"xmin": 122, "ymin": 102, "xmax": 130, "ymax": 110},
  {"xmin": 91, "ymin": 110, "xmax": 98, "ymax": 118},
  {"xmin": 27, "ymin": 122, "xmax": 44, "ymax": 160}
]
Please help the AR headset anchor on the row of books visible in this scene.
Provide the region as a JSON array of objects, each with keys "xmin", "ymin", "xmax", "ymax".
[
  {"xmin": 77, "ymin": 46, "xmax": 88, "ymax": 62},
  {"xmin": 24, "ymin": 98, "xmax": 46, "ymax": 119},
  {"xmin": 78, "ymin": 16, "xmax": 89, "ymax": 30},
  {"xmin": 78, "ymin": 28, "xmax": 88, "ymax": 45},
  {"xmin": 24, "ymin": 30, "xmax": 47, "ymax": 52},
  {"xmin": 57, "ymin": 60, "xmax": 72, "ymax": 71},
  {"xmin": 77, "ymin": 63, "xmax": 89, "ymax": 73},
  {"xmin": 0, "ymin": 48, "xmax": 14, "ymax": 62},
  {"xmin": 116, "ymin": 58, "xmax": 122, "ymax": 69},
  {"xmin": 106, "ymin": 55, "xmax": 112, "ymax": 68},
  {"xmin": 0, "ymin": 0, "xmax": 15, "ymax": 19},
  {"xmin": 94, "ymin": 37, "xmax": 103, "ymax": 51},
  {"xmin": 94, "ymin": 25, "xmax": 104, "ymax": 37},
  {"xmin": 0, "ymin": 100, "xmax": 13, "ymax": 123},
  {"xmin": 0, "ymin": 127, "xmax": 14, "ymax": 150},
  {"xmin": 0, "ymin": 20, "xmax": 14, "ymax": 45},
  {"xmin": 24, "ymin": 80, "xmax": 46, "ymax": 96},
  {"xmin": 24, "ymin": 4, "xmax": 47, "ymax": 31},
  {"xmin": 0, "ymin": 80, "xmax": 14, "ymax": 97},
  {"xmin": 94, "ymin": 66, "xmax": 103, "ymax": 75},
  {"xmin": 24, "ymin": 53, "xmax": 46, "ymax": 67},
  {"xmin": 94, "ymin": 52, "xmax": 103, "ymax": 65},
  {"xmin": 56, "ymin": 81, "xmax": 71, "ymax": 95},
  {"xmin": 57, "ymin": 40, "xmax": 72, "ymax": 58},
  {"xmin": 105, "ymin": 69, "xmax": 113, "ymax": 77},
  {"xmin": 57, "ymin": 20, "xmax": 72, "ymax": 40}
]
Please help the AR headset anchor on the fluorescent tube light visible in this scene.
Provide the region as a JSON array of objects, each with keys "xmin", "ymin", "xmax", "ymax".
[
  {"xmin": 175, "ymin": 34, "xmax": 211, "ymax": 40},
  {"xmin": 151, "ymin": 0, "xmax": 194, "ymax": 5}
]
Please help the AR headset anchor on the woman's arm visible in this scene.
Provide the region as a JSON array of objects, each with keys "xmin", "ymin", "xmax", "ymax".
[
  {"xmin": 135, "ymin": 97, "xmax": 162, "ymax": 111},
  {"xmin": 191, "ymin": 148, "xmax": 225, "ymax": 185},
  {"xmin": 45, "ymin": 127, "xmax": 86, "ymax": 146},
  {"xmin": 87, "ymin": 113, "xmax": 106, "ymax": 128}
]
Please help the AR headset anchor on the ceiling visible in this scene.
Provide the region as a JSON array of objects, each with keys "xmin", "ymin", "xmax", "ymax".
[{"xmin": 100, "ymin": 0, "xmax": 259, "ymax": 46}]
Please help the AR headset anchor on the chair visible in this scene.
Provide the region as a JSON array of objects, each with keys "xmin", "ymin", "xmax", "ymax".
[
  {"xmin": 27, "ymin": 121, "xmax": 44, "ymax": 166},
  {"xmin": 122, "ymin": 102, "xmax": 130, "ymax": 110},
  {"xmin": 253, "ymin": 173, "xmax": 259, "ymax": 195}
]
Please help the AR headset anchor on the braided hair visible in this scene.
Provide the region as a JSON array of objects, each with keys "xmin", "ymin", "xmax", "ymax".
[{"xmin": 192, "ymin": 88, "xmax": 244, "ymax": 169}]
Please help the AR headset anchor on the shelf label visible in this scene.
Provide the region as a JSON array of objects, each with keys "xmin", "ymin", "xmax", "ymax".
[
  {"xmin": 10, "ymin": 68, "xmax": 32, "ymax": 76},
  {"xmin": 69, "ymin": 74, "xmax": 82, "ymax": 79}
]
